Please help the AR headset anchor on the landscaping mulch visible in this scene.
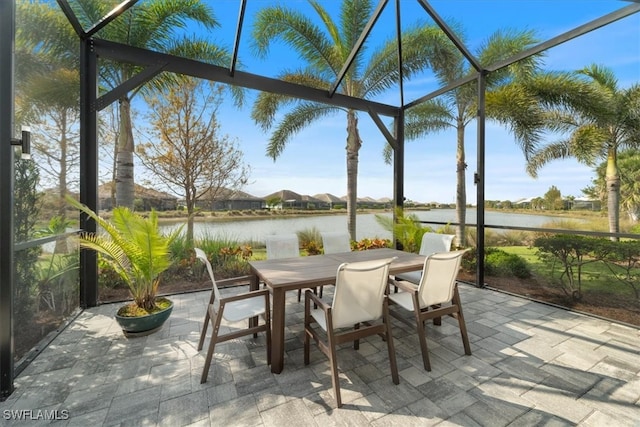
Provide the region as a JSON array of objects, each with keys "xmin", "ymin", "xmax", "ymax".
[{"xmin": 99, "ymin": 272, "xmax": 640, "ymax": 328}]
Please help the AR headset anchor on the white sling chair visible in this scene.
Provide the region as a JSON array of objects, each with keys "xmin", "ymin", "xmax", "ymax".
[
  {"xmin": 317, "ymin": 231, "xmax": 352, "ymax": 298},
  {"xmin": 389, "ymin": 249, "xmax": 471, "ymax": 371},
  {"xmin": 265, "ymin": 234, "xmax": 304, "ymax": 300},
  {"xmin": 321, "ymin": 231, "xmax": 352, "ymax": 254},
  {"xmin": 304, "ymin": 257, "xmax": 399, "ymax": 408},
  {"xmin": 194, "ymin": 248, "xmax": 271, "ymax": 383},
  {"xmin": 394, "ymin": 232, "xmax": 455, "ymax": 285}
]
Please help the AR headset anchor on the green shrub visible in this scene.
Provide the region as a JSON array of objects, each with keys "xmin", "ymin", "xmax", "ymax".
[
  {"xmin": 485, "ymin": 248, "xmax": 531, "ymax": 279},
  {"xmin": 375, "ymin": 208, "xmax": 433, "ymax": 253},
  {"xmin": 353, "ymin": 238, "xmax": 391, "ymax": 250},
  {"xmin": 297, "ymin": 227, "xmax": 321, "ymax": 254}
]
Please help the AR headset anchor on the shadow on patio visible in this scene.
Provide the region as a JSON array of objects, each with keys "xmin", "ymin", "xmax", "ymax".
[{"xmin": 1, "ymin": 283, "xmax": 639, "ymax": 426}]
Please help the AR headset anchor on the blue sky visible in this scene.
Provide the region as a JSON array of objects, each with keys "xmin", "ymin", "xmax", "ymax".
[{"xmin": 141, "ymin": 1, "xmax": 640, "ymax": 204}]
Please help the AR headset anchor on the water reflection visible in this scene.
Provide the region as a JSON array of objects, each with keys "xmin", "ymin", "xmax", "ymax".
[{"xmin": 160, "ymin": 209, "xmax": 573, "ymax": 243}]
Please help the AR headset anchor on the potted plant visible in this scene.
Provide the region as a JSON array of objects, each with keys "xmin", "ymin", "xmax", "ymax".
[{"xmin": 68, "ymin": 197, "xmax": 182, "ymax": 336}]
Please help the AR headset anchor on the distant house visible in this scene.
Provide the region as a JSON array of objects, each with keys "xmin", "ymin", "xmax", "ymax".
[
  {"xmin": 514, "ymin": 197, "xmax": 535, "ymax": 209},
  {"xmin": 264, "ymin": 189, "xmax": 328, "ymax": 210},
  {"xmin": 342, "ymin": 195, "xmax": 391, "ymax": 209},
  {"xmin": 571, "ymin": 197, "xmax": 601, "ymax": 211},
  {"xmin": 197, "ymin": 188, "xmax": 264, "ymax": 211},
  {"xmin": 98, "ymin": 182, "xmax": 177, "ymax": 211},
  {"xmin": 313, "ymin": 193, "xmax": 345, "ymax": 209}
]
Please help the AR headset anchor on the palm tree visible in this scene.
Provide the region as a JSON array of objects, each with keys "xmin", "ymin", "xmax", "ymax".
[
  {"xmin": 70, "ymin": 0, "xmax": 237, "ymax": 209},
  {"xmin": 250, "ymin": 0, "xmax": 453, "ymax": 240},
  {"xmin": 584, "ymin": 149, "xmax": 640, "ymax": 223},
  {"xmin": 16, "ymin": 2, "xmax": 82, "ymax": 222},
  {"xmin": 505, "ymin": 65, "xmax": 640, "ymax": 238},
  {"xmin": 403, "ymin": 26, "xmax": 541, "ymax": 246}
]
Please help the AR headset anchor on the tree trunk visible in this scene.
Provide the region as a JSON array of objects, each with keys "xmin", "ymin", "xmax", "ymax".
[
  {"xmin": 116, "ymin": 98, "xmax": 135, "ymax": 209},
  {"xmin": 58, "ymin": 112, "xmax": 68, "ymax": 218},
  {"xmin": 455, "ymin": 119, "xmax": 467, "ymax": 247},
  {"xmin": 346, "ymin": 110, "xmax": 362, "ymax": 241},
  {"xmin": 186, "ymin": 194, "xmax": 195, "ymax": 246},
  {"xmin": 55, "ymin": 112, "xmax": 68, "ymax": 254},
  {"xmin": 605, "ymin": 149, "xmax": 620, "ymax": 241}
]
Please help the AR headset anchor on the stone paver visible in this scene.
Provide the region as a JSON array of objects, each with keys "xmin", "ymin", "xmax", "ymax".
[{"xmin": 1, "ymin": 284, "xmax": 639, "ymax": 426}]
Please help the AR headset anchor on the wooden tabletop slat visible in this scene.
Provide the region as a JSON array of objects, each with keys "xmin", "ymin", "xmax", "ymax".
[{"xmin": 249, "ymin": 248, "xmax": 425, "ymax": 290}]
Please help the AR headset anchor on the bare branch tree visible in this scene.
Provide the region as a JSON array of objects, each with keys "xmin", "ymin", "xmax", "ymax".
[{"xmin": 139, "ymin": 78, "xmax": 249, "ymax": 244}]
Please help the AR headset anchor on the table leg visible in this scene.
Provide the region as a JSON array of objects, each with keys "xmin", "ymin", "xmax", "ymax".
[
  {"xmin": 250, "ymin": 275, "xmax": 258, "ymax": 334},
  {"xmin": 270, "ymin": 287, "xmax": 286, "ymax": 374}
]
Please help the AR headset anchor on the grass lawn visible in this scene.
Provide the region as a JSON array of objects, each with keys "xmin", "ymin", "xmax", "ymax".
[{"xmin": 498, "ymin": 245, "xmax": 638, "ymax": 300}]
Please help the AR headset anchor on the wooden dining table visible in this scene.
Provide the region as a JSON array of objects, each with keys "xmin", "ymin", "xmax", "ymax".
[{"xmin": 248, "ymin": 248, "xmax": 426, "ymax": 374}]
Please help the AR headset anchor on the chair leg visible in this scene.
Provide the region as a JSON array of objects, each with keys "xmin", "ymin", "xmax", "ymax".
[
  {"xmin": 327, "ymin": 330, "xmax": 342, "ymax": 408},
  {"xmin": 453, "ymin": 287, "xmax": 472, "ymax": 356},
  {"xmin": 416, "ymin": 309, "xmax": 432, "ymax": 371},
  {"xmin": 432, "ymin": 304, "xmax": 442, "ymax": 326},
  {"xmin": 383, "ymin": 302, "xmax": 399, "ymax": 385},
  {"xmin": 304, "ymin": 295, "xmax": 311, "ymax": 365},
  {"xmin": 201, "ymin": 306, "xmax": 223, "ymax": 384},
  {"xmin": 353, "ymin": 323, "xmax": 360, "ymax": 350},
  {"xmin": 197, "ymin": 308, "xmax": 210, "ymax": 351}
]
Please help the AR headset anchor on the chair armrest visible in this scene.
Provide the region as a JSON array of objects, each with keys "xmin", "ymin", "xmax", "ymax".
[
  {"xmin": 389, "ymin": 277, "xmax": 418, "ymax": 294},
  {"xmin": 305, "ymin": 289, "xmax": 330, "ymax": 312},
  {"xmin": 220, "ymin": 288, "xmax": 270, "ymax": 304}
]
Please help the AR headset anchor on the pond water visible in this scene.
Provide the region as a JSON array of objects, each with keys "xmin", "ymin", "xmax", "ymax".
[{"xmin": 160, "ymin": 209, "xmax": 574, "ymax": 243}]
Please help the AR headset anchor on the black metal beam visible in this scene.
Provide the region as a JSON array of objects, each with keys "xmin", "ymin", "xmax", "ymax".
[
  {"xmin": 0, "ymin": 0, "xmax": 15, "ymax": 401},
  {"xmin": 96, "ymin": 63, "xmax": 167, "ymax": 111},
  {"xmin": 487, "ymin": 2, "xmax": 640, "ymax": 73},
  {"xmin": 230, "ymin": 0, "xmax": 247, "ymax": 77},
  {"xmin": 85, "ymin": 0, "xmax": 141, "ymax": 38},
  {"xmin": 368, "ymin": 109, "xmax": 396, "ymax": 150},
  {"xmin": 395, "ymin": 0, "xmax": 404, "ymax": 108},
  {"xmin": 416, "ymin": 0, "xmax": 482, "ymax": 72},
  {"xmin": 404, "ymin": 73, "xmax": 477, "ymax": 110},
  {"xmin": 79, "ymin": 38, "xmax": 98, "ymax": 308},
  {"xmin": 93, "ymin": 38, "xmax": 399, "ymax": 117},
  {"xmin": 329, "ymin": 0, "xmax": 388, "ymax": 97},
  {"xmin": 56, "ymin": 0, "xmax": 86, "ymax": 38},
  {"xmin": 393, "ymin": 112, "xmax": 405, "ymax": 249},
  {"xmin": 476, "ymin": 73, "xmax": 487, "ymax": 288}
]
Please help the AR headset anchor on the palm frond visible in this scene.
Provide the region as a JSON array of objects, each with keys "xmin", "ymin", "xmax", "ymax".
[
  {"xmin": 404, "ymin": 99, "xmax": 455, "ymax": 140},
  {"xmin": 266, "ymin": 102, "xmax": 340, "ymax": 159},
  {"xmin": 526, "ymin": 141, "xmax": 573, "ymax": 177},
  {"xmin": 251, "ymin": 4, "xmax": 337, "ymax": 75},
  {"xmin": 66, "ymin": 195, "xmax": 181, "ymax": 309},
  {"xmin": 251, "ymin": 70, "xmax": 331, "ymax": 132}
]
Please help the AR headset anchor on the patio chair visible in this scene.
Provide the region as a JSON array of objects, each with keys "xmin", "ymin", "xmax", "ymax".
[
  {"xmin": 304, "ymin": 257, "xmax": 399, "ymax": 408},
  {"xmin": 317, "ymin": 231, "xmax": 352, "ymax": 298},
  {"xmin": 394, "ymin": 232, "xmax": 455, "ymax": 285},
  {"xmin": 388, "ymin": 249, "xmax": 471, "ymax": 371},
  {"xmin": 265, "ymin": 233, "xmax": 300, "ymax": 260},
  {"xmin": 265, "ymin": 234, "xmax": 305, "ymax": 300},
  {"xmin": 194, "ymin": 248, "xmax": 271, "ymax": 384},
  {"xmin": 321, "ymin": 230, "xmax": 352, "ymax": 254}
]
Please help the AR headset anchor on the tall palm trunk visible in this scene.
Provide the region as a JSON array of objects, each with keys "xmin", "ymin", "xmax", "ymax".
[
  {"xmin": 58, "ymin": 111, "xmax": 68, "ymax": 218},
  {"xmin": 455, "ymin": 118, "xmax": 467, "ymax": 247},
  {"xmin": 605, "ymin": 149, "xmax": 620, "ymax": 241},
  {"xmin": 346, "ymin": 110, "xmax": 362, "ymax": 241},
  {"xmin": 116, "ymin": 97, "xmax": 135, "ymax": 209},
  {"xmin": 55, "ymin": 111, "xmax": 69, "ymax": 254}
]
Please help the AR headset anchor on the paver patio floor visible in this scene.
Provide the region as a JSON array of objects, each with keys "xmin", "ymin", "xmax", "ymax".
[{"xmin": 1, "ymin": 283, "xmax": 639, "ymax": 426}]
